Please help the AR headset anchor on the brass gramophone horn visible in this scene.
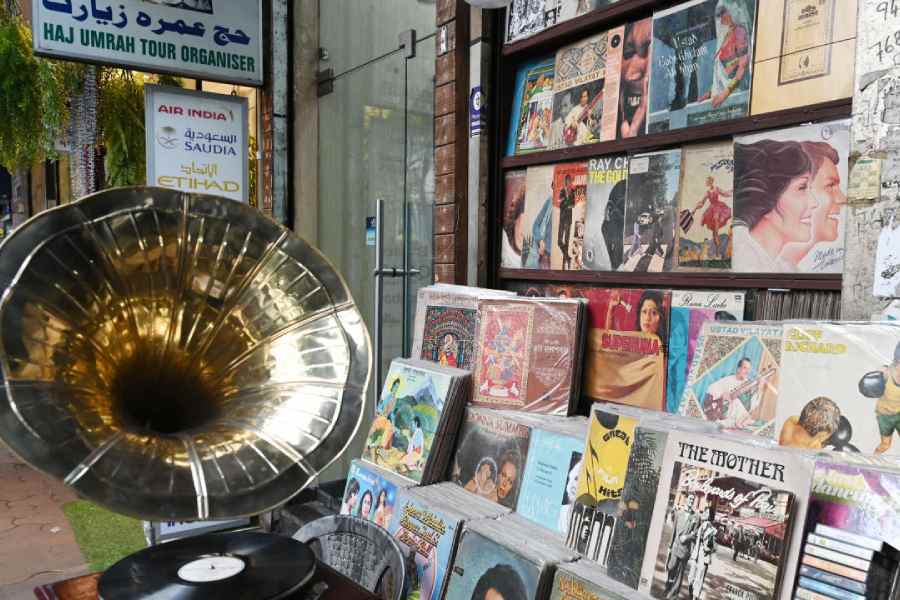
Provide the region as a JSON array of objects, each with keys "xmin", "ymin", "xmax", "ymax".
[{"xmin": 0, "ymin": 187, "xmax": 371, "ymax": 521}]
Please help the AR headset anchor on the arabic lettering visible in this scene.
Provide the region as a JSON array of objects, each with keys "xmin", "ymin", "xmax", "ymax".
[
  {"xmin": 184, "ymin": 129, "xmax": 238, "ymax": 145},
  {"xmin": 179, "ymin": 162, "xmax": 219, "ymax": 177},
  {"xmin": 42, "ymin": 2, "xmax": 253, "ymax": 46}
]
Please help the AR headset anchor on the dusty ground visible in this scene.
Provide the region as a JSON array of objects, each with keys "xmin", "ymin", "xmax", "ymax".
[{"xmin": 0, "ymin": 443, "xmax": 89, "ymax": 600}]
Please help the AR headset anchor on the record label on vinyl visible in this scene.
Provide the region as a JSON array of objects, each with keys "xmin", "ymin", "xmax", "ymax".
[{"xmin": 177, "ymin": 556, "xmax": 246, "ymax": 582}]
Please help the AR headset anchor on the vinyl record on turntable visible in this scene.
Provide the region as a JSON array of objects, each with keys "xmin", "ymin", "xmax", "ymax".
[{"xmin": 98, "ymin": 531, "xmax": 316, "ymax": 599}]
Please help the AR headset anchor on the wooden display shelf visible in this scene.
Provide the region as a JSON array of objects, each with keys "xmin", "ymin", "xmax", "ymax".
[
  {"xmin": 502, "ymin": 0, "xmax": 665, "ymax": 58},
  {"xmin": 498, "ymin": 269, "xmax": 843, "ymax": 291},
  {"xmin": 501, "ymin": 99, "xmax": 852, "ymax": 169}
]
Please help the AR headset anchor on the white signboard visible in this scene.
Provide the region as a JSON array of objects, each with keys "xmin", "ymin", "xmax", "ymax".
[
  {"xmin": 145, "ymin": 85, "xmax": 248, "ymax": 202},
  {"xmin": 33, "ymin": 0, "xmax": 263, "ymax": 85}
]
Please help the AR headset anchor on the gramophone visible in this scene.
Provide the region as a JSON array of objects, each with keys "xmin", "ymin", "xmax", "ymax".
[{"xmin": 0, "ymin": 187, "xmax": 370, "ymax": 526}]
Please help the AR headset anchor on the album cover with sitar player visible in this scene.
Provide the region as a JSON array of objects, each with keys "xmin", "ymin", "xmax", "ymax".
[
  {"xmin": 676, "ymin": 322, "xmax": 783, "ymax": 438},
  {"xmin": 550, "ymin": 30, "xmax": 619, "ymax": 148}
]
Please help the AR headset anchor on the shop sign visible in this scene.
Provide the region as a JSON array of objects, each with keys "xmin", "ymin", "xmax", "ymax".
[
  {"xmin": 33, "ymin": 0, "xmax": 263, "ymax": 86},
  {"xmin": 145, "ymin": 85, "xmax": 248, "ymax": 202}
]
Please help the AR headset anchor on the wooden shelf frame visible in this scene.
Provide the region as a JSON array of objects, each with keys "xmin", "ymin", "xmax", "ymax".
[
  {"xmin": 498, "ymin": 269, "xmax": 842, "ymax": 291},
  {"xmin": 486, "ymin": 3, "xmax": 848, "ymax": 294}
]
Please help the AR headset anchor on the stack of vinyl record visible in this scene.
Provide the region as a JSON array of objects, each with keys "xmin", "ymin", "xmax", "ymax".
[
  {"xmin": 471, "ymin": 296, "xmax": 587, "ymax": 415},
  {"xmin": 339, "ymin": 460, "xmax": 416, "ymax": 525},
  {"xmin": 414, "ymin": 482, "xmax": 513, "ymax": 520},
  {"xmin": 386, "ymin": 485, "xmax": 507, "ymax": 600},
  {"xmin": 411, "ymin": 284, "xmax": 515, "ymax": 371},
  {"xmin": 797, "ymin": 526, "xmax": 900, "ymax": 600},
  {"xmin": 551, "ymin": 559, "xmax": 636, "ymax": 600},
  {"xmin": 361, "ymin": 358, "xmax": 471, "ymax": 485},
  {"xmin": 442, "ymin": 513, "xmax": 578, "ymax": 600}
]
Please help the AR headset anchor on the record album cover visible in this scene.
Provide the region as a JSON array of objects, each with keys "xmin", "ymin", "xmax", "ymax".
[
  {"xmin": 776, "ymin": 323, "xmax": 900, "ymax": 456},
  {"xmin": 451, "ymin": 409, "xmax": 532, "ymax": 510},
  {"xmin": 622, "ymin": 149, "xmax": 681, "ymax": 273},
  {"xmin": 508, "ymin": 57, "xmax": 556, "ymax": 155},
  {"xmin": 677, "ymin": 322, "xmax": 782, "ymax": 437},
  {"xmin": 617, "ymin": 18, "xmax": 652, "ymax": 138},
  {"xmin": 666, "ymin": 291, "xmax": 746, "ymax": 414},
  {"xmin": 676, "ymin": 141, "xmax": 736, "ymax": 270},
  {"xmin": 733, "ymin": 120, "xmax": 850, "ymax": 274},
  {"xmin": 551, "ymin": 162, "xmax": 589, "ymax": 270},
  {"xmin": 550, "ymin": 33, "xmax": 611, "ymax": 148},
  {"xmin": 640, "ymin": 434, "xmax": 815, "ymax": 600},
  {"xmin": 363, "ymin": 361, "xmax": 454, "ymax": 482},
  {"xmin": 502, "ymin": 170, "xmax": 529, "ymax": 270},
  {"xmin": 444, "ymin": 529, "xmax": 541, "ymax": 600},
  {"xmin": 506, "ymin": 0, "xmax": 562, "ymax": 44},
  {"xmin": 523, "ymin": 165, "xmax": 555, "ymax": 269},
  {"xmin": 419, "ymin": 306, "xmax": 477, "ymax": 371},
  {"xmin": 473, "ymin": 298, "xmax": 582, "ymax": 415},
  {"xmin": 341, "ymin": 461, "xmax": 401, "ymax": 528},
  {"xmin": 388, "ymin": 494, "xmax": 460, "ymax": 600},
  {"xmin": 582, "ymin": 287, "xmax": 670, "ymax": 411},
  {"xmin": 607, "ymin": 427, "xmax": 670, "ymax": 589},
  {"xmin": 648, "ymin": 0, "xmax": 757, "ymax": 133},
  {"xmin": 566, "ymin": 409, "xmax": 637, "ymax": 565},
  {"xmin": 751, "ymin": 0, "xmax": 857, "ymax": 115},
  {"xmin": 649, "ymin": 461, "xmax": 795, "ymax": 600},
  {"xmin": 582, "ymin": 154, "xmax": 628, "ymax": 271},
  {"xmin": 805, "ymin": 460, "xmax": 900, "ymax": 551},
  {"xmin": 517, "ymin": 429, "xmax": 585, "ymax": 535}
]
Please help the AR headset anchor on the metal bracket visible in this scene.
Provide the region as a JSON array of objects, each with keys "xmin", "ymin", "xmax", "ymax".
[
  {"xmin": 316, "ymin": 68, "xmax": 334, "ymax": 97},
  {"xmin": 399, "ymin": 29, "xmax": 416, "ymax": 60}
]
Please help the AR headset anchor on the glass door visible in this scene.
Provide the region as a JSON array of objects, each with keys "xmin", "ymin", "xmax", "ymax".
[{"xmin": 316, "ymin": 1, "xmax": 436, "ymax": 471}]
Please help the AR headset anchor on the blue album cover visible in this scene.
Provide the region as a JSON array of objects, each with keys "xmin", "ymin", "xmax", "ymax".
[
  {"xmin": 516, "ymin": 429, "xmax": 584, "ymax": 534},
  {"xmin": 340, "ymin": 461, "xmax": 401, "ymax": 529},
  {"xmin": 444, "ymin": 529, "xmax": 540, "ymax": 600},
  {"xmin": 507, "ymin": 56, "xmax": 556, "ymax": 156},
  {"xmin": 647, "ymin": 0, "xmax": 756, "ymax": 133},
  {"xmin": 388, "ymin": 493, "xmax": 460, "ymax": 600}
]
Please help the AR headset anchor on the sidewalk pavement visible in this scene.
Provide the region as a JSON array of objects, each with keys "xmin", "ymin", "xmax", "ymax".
[{"xmin": 0, "ymin": 443, "xmax": 89, "ymax": 600}]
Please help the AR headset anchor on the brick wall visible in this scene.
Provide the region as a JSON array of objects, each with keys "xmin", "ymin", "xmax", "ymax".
[{"xmin": 433, "ymin": 0, "xmax": 469, "ymax": 284}]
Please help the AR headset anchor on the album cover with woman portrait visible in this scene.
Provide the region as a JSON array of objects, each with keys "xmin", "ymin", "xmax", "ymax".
[
  {"xmin": 776, "ymin": 322, "xmax": 900, "ymax": 456},
  {"xmin": 648, "ymin": 0, "xmax": 757, "ymax": 133},
  {"xmin": 621, "ymin": 149, "xmax": 681, "ymax": 273},
  {"xmin": 444, "ymin": 528, "xmax": 541, "ymax": 600},
  {"xmin": 733, "ymin": 119, "xmax": 850, "ymax": 274},
  {"xmin": 648, "ymin": 462, "xmax": 795, "ymax": 600},
  {"xmin": 517, "ymin": 429, "xmax": 585, "ymax": 535},
  {"xmin": 617, "ymin": 17, "xmax": 652, "ymax": 139},
  {"xmin": 581, "ymin": 287, "xmax": 670, "ymax": 411},
  {"xmin": 566, "ymin": 409, "xmax": 638, "ymax": 566},
  {"xmin": 502, "ymin": 170, "xmax": 529, "ymax": 269},
  {"xmin": 550, "ymin": 31, "xmax": 618, "ymax": 148},
  {"xmin": 677, "ymin": 322, "xmax": 782, "ymax": 437},
  {"xmin": 583, "ymin": 154, "xmax": 628, "ymax": 271},
  {"xmin": 508, "ymin": 56, "xmax": 556, "ymax": 155},
  {"xmin": 666, "ymin": 290, "xmax": 746, "ymax": 414},
  {"xmin": 551, "ymin": 162, "xmax": 589, "ymax": 270},
  {"xmin": 341, "ymin": 460, "xmax": 406, "ymax": 529},
  {"xmin": 751, "ymin": 0, "xmax": 857, "ymax": 116},
  {"xmin": 676, "ymin": 141, "xmax": 736, "ymax": 271},
  {"xmin": 451, "ymin": 408, "xmax": 532, "ymax": 510}
]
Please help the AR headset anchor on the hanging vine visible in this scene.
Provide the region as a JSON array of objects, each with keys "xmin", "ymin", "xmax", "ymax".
[
  {"xmin": 0, "ymin": 6, "xmax": 84, "ymax": 170},
  {"xmin": 96, "ymin": 70, "xmax": 182, "ymax": 188}
]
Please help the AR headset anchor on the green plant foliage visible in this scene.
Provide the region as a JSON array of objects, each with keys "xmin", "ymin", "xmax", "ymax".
[
  {"xmin": 97, "ymin": 70, "xmax": 146, "ymax": 187},
  {"xmin": 0, "ymin": 8, "xmax": 80, "ymax": 170}
]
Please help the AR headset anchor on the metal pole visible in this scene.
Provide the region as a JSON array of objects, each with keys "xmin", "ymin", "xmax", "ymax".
[
  {"xmin": 401, "ymin": 56, "xmax": 410, "ymax": 358},
  {"xmin": 373, "ymin": 197, "xmax": 385, "ymax": 394}
]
